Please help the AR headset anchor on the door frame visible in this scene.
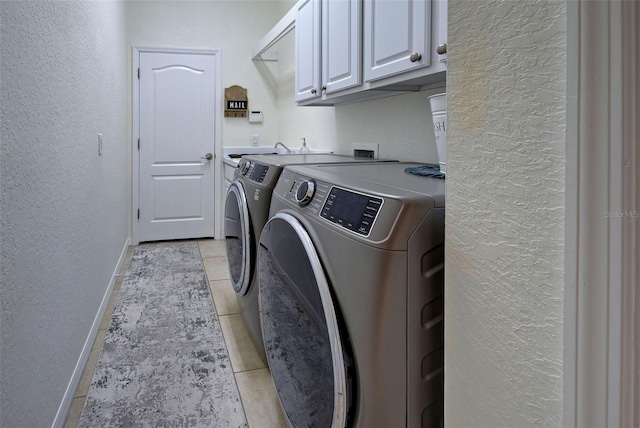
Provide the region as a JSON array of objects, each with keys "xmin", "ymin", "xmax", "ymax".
[
  {"xmin": 132, "ymin": 46, "xmax": 222, "ymax": 244},
  {"xmin": 564, "ymin": 1, "xmax": 639, "ymax": 426}
]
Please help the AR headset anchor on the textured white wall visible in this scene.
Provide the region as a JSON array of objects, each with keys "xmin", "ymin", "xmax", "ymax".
[
  {"xmin": 333, "ymin": 89, "xmax": 444, "ymax": 162},
  {"xmin": 0, "ymin": 2, "xmax": 129, "ymax": 426},
  {"xmin": 276, "ymin": 30, "xmax": 340, "ymax": 152},
  {"xmin": 124, "ymin": 1, "xmax": 286, "ymax": 149},
  {"xmin": 445, "ymin": 0, "xmax": 566, "ymax": 426},
  {"xmin": 0, "ymin": 2, "xmax": 296, "ymax": 425},
  {"xmin": 275, "ymin": 30, "xmax": 444, "ymax": 162}
]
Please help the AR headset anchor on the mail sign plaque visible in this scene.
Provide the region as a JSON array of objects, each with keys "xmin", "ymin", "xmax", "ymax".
[
  {"xmin": 225, "ymin": 85, "xmax": 248, "ymax": 118},
  {"xmin": 227, "ymin": 100, "xmax": 247, "ymax": 110}
]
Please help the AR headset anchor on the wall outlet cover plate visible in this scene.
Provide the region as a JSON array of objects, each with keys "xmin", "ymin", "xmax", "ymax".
[{"xmin": 351, "ymin": 142, "xmax": 378, "ymax": 159}]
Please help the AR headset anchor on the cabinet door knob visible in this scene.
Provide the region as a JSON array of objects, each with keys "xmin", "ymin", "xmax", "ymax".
[
  {"xmin": 409, "ymin": 52, "xmax": 422, "ymax": 62},
  {"xmin": 321, "ymin": 85, "xmax": 327, "ymax": 91},
  {"xmin": 311, "ymin": 88, "xmax": 317, "ymax": 94},
  {"xmin": 437, "ymin": 44, "xmax": 447, "ymax": 55}
]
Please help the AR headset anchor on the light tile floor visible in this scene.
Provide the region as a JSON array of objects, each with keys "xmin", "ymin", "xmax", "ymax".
[{"xmin": 65, "ymin": 239, "xmax": 287, "ymax": 428}]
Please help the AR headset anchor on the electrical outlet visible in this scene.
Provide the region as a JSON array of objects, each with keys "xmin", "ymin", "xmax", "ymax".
[
  {"xmin": 98, "ymin": 134, "xmax": 103, "ymax": 156},
  {"xmin": 352, "ymin": 142, "xmax": 378, "ymax": 159}
]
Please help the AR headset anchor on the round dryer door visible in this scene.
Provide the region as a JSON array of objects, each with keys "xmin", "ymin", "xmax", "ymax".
[
  {"xmin": 258, "ymin": 212, "xmax": 354, "ymax": 428},
  {"xmin": 224, "ymin": 181, "xmax": 252, "ymax": 296}
]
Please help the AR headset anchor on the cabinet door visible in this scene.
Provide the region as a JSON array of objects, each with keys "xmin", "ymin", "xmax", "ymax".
[
  {"xmin": 363, "ymin": 0, "xmax": 431, "ymax": 82},
  {"xmin": 322, "ymin": 0, "xmax": 362, "ymax": 94},
  {"xmin": 295, "ymin": 0, "xmax": 321, "ymax": 102},
  {"xmin": 434, "ymin": 0, "xmax": 447, "ymax": 65}
]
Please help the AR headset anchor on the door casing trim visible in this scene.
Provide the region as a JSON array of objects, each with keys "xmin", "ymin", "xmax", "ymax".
[{"xmin": 564, "ymin": 1, "xmax": 639, "ymax": 426}]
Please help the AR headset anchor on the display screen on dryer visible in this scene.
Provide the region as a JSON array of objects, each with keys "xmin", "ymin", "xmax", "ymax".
[{"xmin": 321, "ymin": 186, "xmax": 382, "ymax": 236}]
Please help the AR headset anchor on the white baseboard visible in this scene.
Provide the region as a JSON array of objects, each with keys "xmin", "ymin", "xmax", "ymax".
[{"xmin": 51, "ymin": 238, "xmax": 131, "ymax": 428}]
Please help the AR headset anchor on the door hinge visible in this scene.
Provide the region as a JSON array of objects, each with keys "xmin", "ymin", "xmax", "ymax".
[
  {"xmin": 138, "ymin": 138, "xmax": 140, "ymax": 150},
  {"xmin": 137, "ymin": 209, "xmax": 140, "ymax": 220},
  {"xmin": 138, "ymin": 68, "xmax": 140, "ymax": 79}
]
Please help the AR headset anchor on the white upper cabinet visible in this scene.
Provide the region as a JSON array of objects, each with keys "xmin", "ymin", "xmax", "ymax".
[
  {"xmin": 293, "ymin": 0, "xmax": 446, "ymax": 105},
  {"xmin": 295, "ymin": 0, "xmax": 362, "ymax": 102},
  {"xmin": 322, "ymin": 0, "xmax": 362, "ymax": 94},
  {"xmin": 295, "ymin": 0, "xmax": 321, "ymax": 102},
  {"xmin": 364, "ymin": 0, "xmax": 430, "ymax": 82}
]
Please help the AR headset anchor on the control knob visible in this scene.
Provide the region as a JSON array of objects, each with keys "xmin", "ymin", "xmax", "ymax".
[
  {"xmin": 295, "ymin": 179, "xmax": 316, "ymax": 207},
  {"xmin": 240, "ymin": 161, "xmax": 251, "ymax": 175}
]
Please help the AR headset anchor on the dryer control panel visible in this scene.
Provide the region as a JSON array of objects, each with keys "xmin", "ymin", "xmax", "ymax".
[
  {"xmin": 320, "ymin": 186, "xmax": 383, "ymax": 236},
  {"xmin": 284, "ymin": 175, "xmax": 384, "ymax": 238},
  {"xmin": 274, "ymin": 164, "xmax": 441, "ymax": 249}
]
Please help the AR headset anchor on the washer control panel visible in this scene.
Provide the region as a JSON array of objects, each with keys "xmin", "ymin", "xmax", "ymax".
[
  {"xmin": 239, "ymin": 160, "xmax": 270, "ymax": 183},
  {"xmin": 320, "ymin": 186, "xmax": 383, "ymax": 236},
  {"xmin": 249, "ymin": 163, "xmax": 269, "ymax": 183}
]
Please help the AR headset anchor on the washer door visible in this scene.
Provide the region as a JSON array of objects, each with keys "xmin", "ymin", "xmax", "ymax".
[
  {"xmin": 258, "ymin": 212, "xmax": 352, "ymax": 428},
  {"xmin": 224, "ymin": 180, "xmax": 252, "ymax": 296}
]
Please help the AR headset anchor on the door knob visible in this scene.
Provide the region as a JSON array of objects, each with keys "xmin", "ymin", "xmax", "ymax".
[
  {"xmin": 409, "ymin": 52, "xmax": 422, "ymax": 62},
  {"xmin": 202, "ymin": 153, "xmax": 213, "ymax": 160},
  {"xmin": 437, "ymin": 44, "xmax": 447, "ymax": 55}
]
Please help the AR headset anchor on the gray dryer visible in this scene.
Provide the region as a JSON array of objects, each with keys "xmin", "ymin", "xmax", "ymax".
[{"xmin": 258, "ymin": 162, "xmax": 445, "ymax": 427}]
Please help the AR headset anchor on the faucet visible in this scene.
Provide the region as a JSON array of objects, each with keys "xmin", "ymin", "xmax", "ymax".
[{"xmin": 274, "ymin": 142, "xmax": 293, "ymax": 154}]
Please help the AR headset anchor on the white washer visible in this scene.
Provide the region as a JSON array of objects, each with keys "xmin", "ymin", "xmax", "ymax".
[
  {"xmin": 224, "ymin": 154, "xmax": 396, "ymax": 364},
  {"xmin": 258, "ymin": 162, "xmax": 445, "ymax": 427}
]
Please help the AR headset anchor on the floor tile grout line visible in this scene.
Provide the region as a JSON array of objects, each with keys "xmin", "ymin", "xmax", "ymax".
[
  {"xmin": 197, "ymin": 241, "xmax": 252, "ymax": 427},
  {"xmin": 233, "ymin": 366, "xmax": 271, "ymax": 375},
  {"xmin": 207, "ymin": 279, "xmax": 241, "ymax": 316}
]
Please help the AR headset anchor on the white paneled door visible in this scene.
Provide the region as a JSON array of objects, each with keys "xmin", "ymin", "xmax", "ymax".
[{"xmin": 138, "ymin": 51, "xmax": 216, "ymax": 242}]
